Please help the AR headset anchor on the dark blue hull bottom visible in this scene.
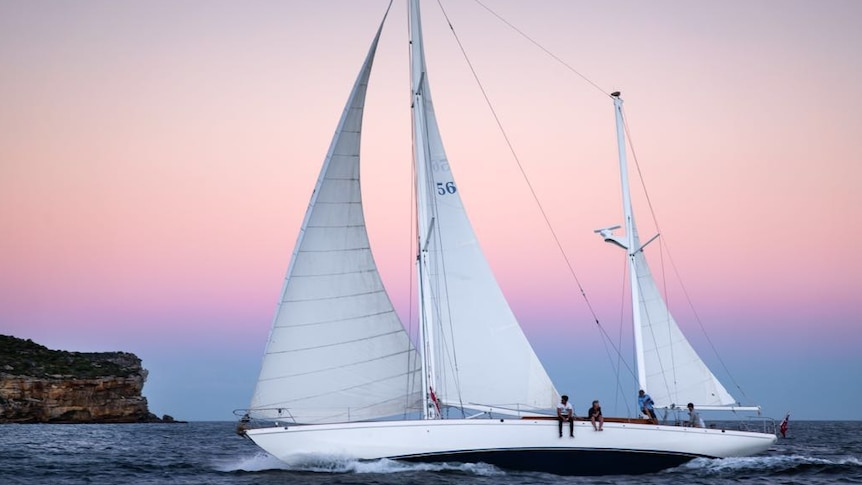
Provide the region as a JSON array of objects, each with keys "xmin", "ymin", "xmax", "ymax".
[{"xmin": 398, "ymin": 448, "xmax": 699, "ymax": 476}]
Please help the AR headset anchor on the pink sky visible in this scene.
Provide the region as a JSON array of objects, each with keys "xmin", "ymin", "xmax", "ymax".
[{"xmin": 1, "ymin": 0, "xmax": 860, "ymax": 420}]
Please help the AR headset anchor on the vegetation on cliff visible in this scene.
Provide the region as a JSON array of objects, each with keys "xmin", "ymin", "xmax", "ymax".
[
  {"xmin": 0, "ymin": 334, "xmax": 140, "ymax": 378},
  {"xmin": 0, "ymin": 335, "xmax": 179, "ymax": 423}
]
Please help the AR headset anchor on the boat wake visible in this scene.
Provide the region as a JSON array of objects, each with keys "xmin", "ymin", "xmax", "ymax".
[
  {"xmin": 674, "ymin": 455, "xmax": 862, "ymax": 476},
  {"xmin": 215, "ymin": 453, "xmax": 505, "ymax": 476},
  {"xmin": 213, "ymin": 452, "xmax": 293, "ymax": 473},
  {"xmin": 216, "ymin": 451, "xmax": 862, "ymax": 478}
]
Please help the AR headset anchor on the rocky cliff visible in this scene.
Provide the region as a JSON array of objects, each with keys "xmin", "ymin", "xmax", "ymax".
[{"xmin": 0, "ymin": 335, "xmax": 168, "ymax": 423}]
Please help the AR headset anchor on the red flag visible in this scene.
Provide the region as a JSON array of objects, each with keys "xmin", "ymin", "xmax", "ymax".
[
  {"xmin": 429, "ymin": 387, "xmax": 441, "ymax": 416},
  {"xmin": 779, "ymin": 413, "xmax": 790, "ymax": 438}
]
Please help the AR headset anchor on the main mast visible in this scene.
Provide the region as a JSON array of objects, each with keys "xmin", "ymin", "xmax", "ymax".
[
  {"xmin": 406, "ymin": 0, "xmax": 558, "ymax": 417},
  {"xmin": 409, "ymin": 0, "xmax": 439, "ymax": 420}
]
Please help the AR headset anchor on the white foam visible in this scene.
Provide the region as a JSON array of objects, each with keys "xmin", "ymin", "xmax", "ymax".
[
  {"xmin": 213, "ymin": 452, "xmax": 505, "ymax": 476},
  {"xmin": 213, "ymin": 452, "xmax": 293, "ymax": 472},
  {"xmin": 678, "ymin": 454, "xmax": 862, "ymax": 474},
  {"xmin": 349, "ymin": 459, "xmax": 505, "ymax": 476}
]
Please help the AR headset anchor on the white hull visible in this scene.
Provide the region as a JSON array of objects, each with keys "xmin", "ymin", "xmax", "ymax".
[{"xmin": 246, "ymin": 418, "xmax": 777, "ymax": 476}]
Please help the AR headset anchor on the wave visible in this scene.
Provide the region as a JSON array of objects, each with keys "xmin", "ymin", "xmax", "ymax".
[
  {"xmin": 213, "ymin": 452, "xmax": 292, "ymax": 473},
  {"xmin": 214, "ymin": 452, "xmax": 505, "ymax": 476},
  {"xmin": 674, "ymin": 454, "xmax": 862, "ymax": 476}
]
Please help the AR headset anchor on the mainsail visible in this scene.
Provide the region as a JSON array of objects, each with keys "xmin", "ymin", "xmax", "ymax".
[
  {"xmin": 249, "ymin": 11, "xmax": 421, "ymax": 424},
  {"xmin": 408, "ymin": 0, "xmax": 558, "ymax": 415}
]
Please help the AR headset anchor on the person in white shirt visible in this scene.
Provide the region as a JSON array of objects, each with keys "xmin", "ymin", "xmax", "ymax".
[
  {"xmin": 556, "ymin": 394, "xmax": 575, "ymax": 437},
  {"xmin": 687, "ymin": 402, "xmax": 705, "ymax": 428}
]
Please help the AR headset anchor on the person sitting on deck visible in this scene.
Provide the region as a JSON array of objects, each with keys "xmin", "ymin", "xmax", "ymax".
[
  {"xmin": 588, "ymin": 400, "xmax": 604, "ymax": 431},
  {"xmin": 556, "ymin": 395, "xmax": 575, "ymax": 437},
  {"xmin": 638, "ymin": 389, "xmax": 658, "ymax": 424},
  {"xmin": 687, "ymin": 402, "xmax": 705, "ymax": 428}
]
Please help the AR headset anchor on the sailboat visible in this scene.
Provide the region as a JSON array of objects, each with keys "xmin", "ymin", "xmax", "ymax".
[{"xmin": 238, "ymin": 0, "xmax": 777, "ymax": 476}]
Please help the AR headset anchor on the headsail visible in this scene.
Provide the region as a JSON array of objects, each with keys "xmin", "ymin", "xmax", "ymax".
[
  {"xmin": 409, "ymin": 0, "xmax": 558, "ymax": 415},
  {"xmin": 249, "ymin": 8, "xmax": 421, "ymax": 424}
]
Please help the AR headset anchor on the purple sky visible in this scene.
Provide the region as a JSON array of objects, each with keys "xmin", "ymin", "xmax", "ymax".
[{"xmin": 1, "ymin": 1, "xmax": 860, "ymax": 421}]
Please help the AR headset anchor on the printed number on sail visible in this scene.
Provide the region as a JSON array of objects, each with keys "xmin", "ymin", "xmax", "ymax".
[{"xmin": 436, "ymin": 182, "xmax": 457, "ymax": 195}]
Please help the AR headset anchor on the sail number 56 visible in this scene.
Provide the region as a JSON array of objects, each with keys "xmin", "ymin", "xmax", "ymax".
[{"xmin": 436, "ymin": 182, "xmax": 457, "ymax": 195}]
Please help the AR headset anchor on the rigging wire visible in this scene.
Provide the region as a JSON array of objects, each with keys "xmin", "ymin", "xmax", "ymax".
[
  {"xmin": 440, "ymin": 0, "xmax": 751, "ymax": 409},
  {"xmin": 405, "ymin": 5, "xmax": 421, "ymax": 408},
  {"xmin": 656, "ymin": 224, "xmax": 681, "ymax": 406},
  {"xmin": 411, "ymin": 8, "xmax": 468, "ymax": 417},
  {"xmin": 472, "ymin": 0, "xmax": 752, "ymax": 405},
  {"xmin": 662, "ymin": 244, "xmax": 682, "ymax": 406},
  {"xmin": 613, "ymin": 256, "xmax": 634, "ymax": 416},
  {"xmin": 406, "ymin": 113, "xmax": 420, "ymax": 418},
  {"xmin": 434, "ymin": 0, "xmax": 605, "ymax": 328},
  {"xmin": 472, "ymin": 0, "xmax": 610, "ymax": 98},
  {"xmin": 621, "ymin": 107, "xmax": 752, "ymax": 404},
  {"xmin": 435, "ymin": 0, "xmax": 645, "ymax": 414}
]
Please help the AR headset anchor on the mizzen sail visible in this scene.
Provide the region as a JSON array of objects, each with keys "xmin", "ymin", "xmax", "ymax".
[
  {"xmin": 633, "ymin": 236, "xmax": 737, "ymax": 409},
  {"xmin": 602, "ymin": 93, "xmax": 739, "ymax": 411}
]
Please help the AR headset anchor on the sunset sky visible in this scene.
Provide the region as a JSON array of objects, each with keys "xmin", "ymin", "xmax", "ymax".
[{"xmin": 1, "ymin": 0, "xmax": 860, "ymax": 421}]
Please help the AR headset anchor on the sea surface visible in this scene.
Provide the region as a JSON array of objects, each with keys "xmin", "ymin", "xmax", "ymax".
[{"xmin": 1, "ymin": 420, "xmax": 859, "ymax": 484}]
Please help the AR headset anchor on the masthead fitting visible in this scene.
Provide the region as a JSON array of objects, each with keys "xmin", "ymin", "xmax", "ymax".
[{"xmin": 611, "ymin": 91, "xmax": 621, "ymax": 97}]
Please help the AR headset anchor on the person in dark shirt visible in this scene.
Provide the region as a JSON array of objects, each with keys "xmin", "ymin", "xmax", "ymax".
[{"xmin": 587, "ymin": 400, "xmax": 604, "ymax": 431}]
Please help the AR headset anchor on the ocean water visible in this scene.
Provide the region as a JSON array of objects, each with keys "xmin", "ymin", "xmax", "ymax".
[{"xmin": 1, "ymin": 421, "xmax": 859, "ymax": 484}]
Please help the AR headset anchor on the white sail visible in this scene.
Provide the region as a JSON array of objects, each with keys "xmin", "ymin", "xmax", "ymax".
[
  {"xmin": 409, "ymin": 0, "xmax": 557, "ymax": 414},
  {"xmin": 601, "ymin": 93, "xmax": 739, "ymax": 411},
  {"xmin": 632, "ymin": 230, "xmax": 737, "ymax": 409},
  {"xmin": 249, "ymin": 13, "xmax": 421, "ymax": 424}
]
